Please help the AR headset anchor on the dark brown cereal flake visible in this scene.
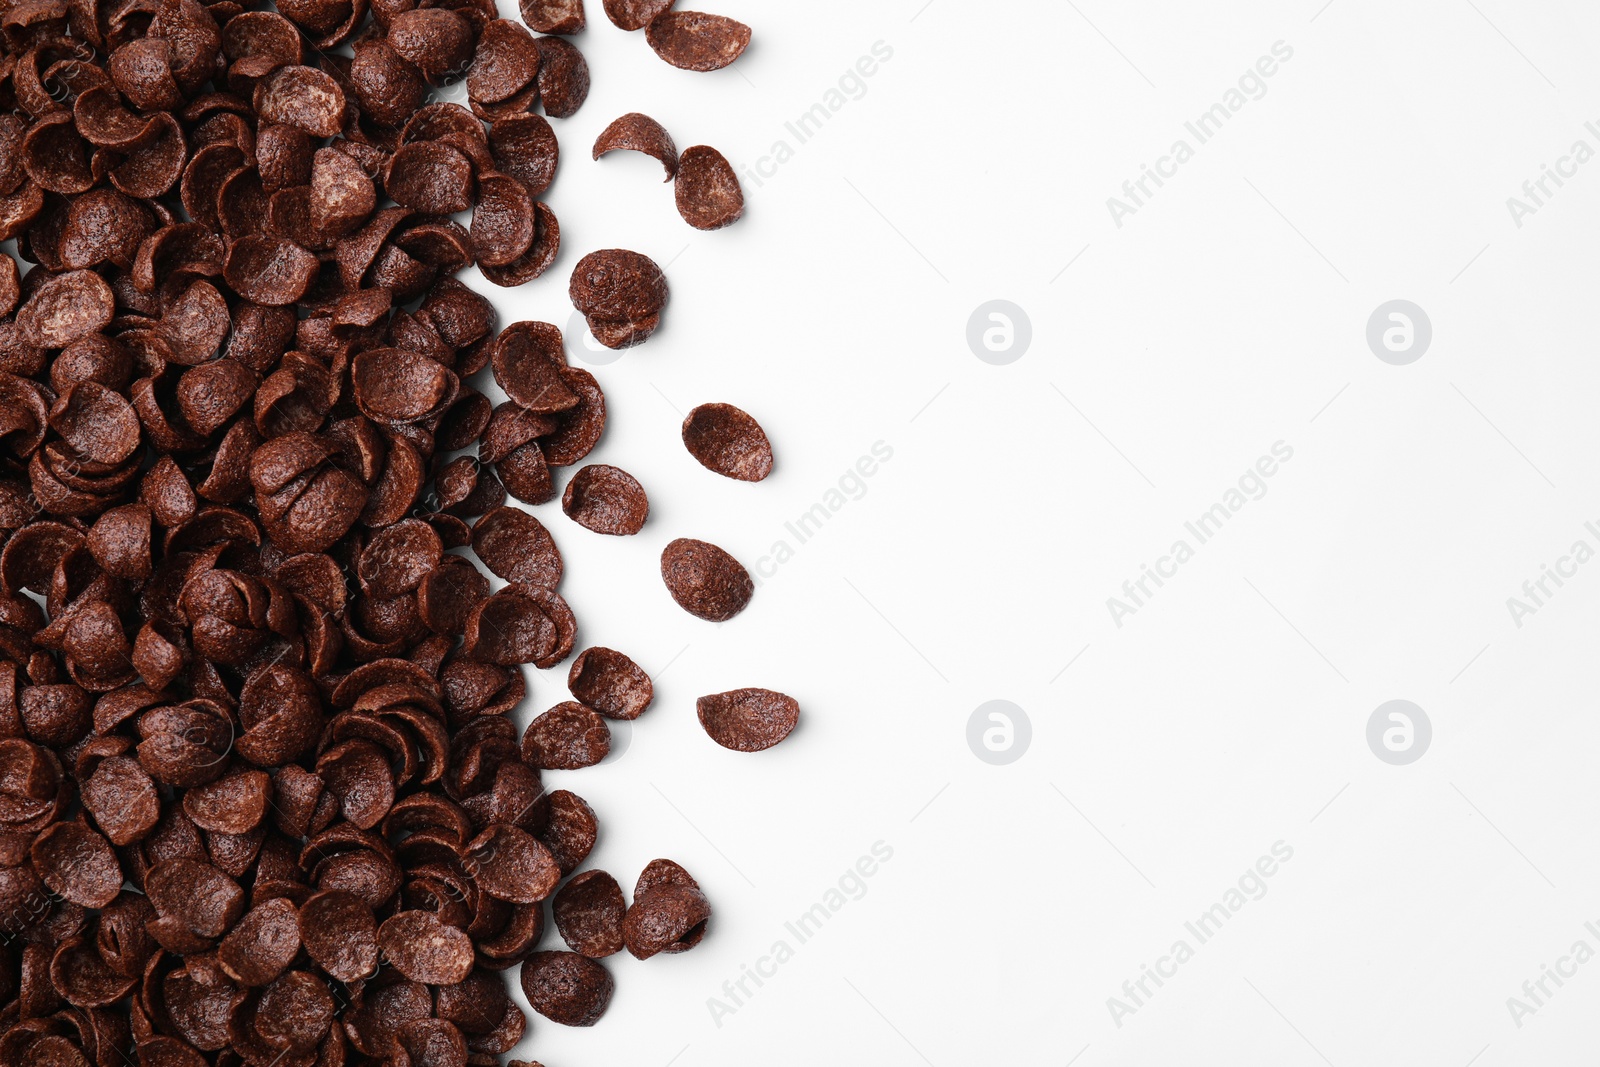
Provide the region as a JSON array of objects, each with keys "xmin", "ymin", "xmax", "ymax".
[
  {"xmin": 237, "ymin": 665, "xmax": 324, "ymax": 768},
  {"xmin": 352, "ymin": 348, "xmax": 458, "ymax": 425},
  {"xmin": 50, "ymin": 381, "xmax": 139, "ymax": 465},
  {"xmin": 297, "ymin": 889, "xmax": 379, "ymax": 982},
  {"xmin": 388, "ymin": 9, "xmax": 475, "ymax": 84},
  {"xmin": 147, "ymin": 857, "xmax": 245, "ymax": 938},
  {"xmin": 344, "ymin": 37, "xmax": 430, "ymax": 129},
  {"xmin": 488, "ymin": 115, "xmax": 560, "ymax": 198},
  {"xmin": 646, "ymin": 11, "xmax": 751, "ymax": 71},
  {"xmin": 470, "ymin": 20, "xmax": 542, "ymax": 104},
  {"xmin": 462, "ymin": 824, "xmax": 560, "ymax": 903},
  {"xmin": 697, "ymin": 688, "xmax": 799, "ymax": 752},
  {"xmin": 682, "ymin": 402, "xmax": 773, "ymax": 481},
  {"xmin": 183, "ymin": 766, "xmax": 272, "ymax": 834},
  {"xmin": 538, "ymin": 789, "xmax": 597, "ymax": 875},
  {"xmin": 86, "ymin": 503, "xmax": 154, "ymax": 579},
  {"xmin": 436, "ymin": 969, "xmax": 512, "ymax": 1035},
  {"xmin": 358, "ymin": 518, "xmax": 444, "ymax": 598},
  {"xmin": 521, "ymin": 701, "xmax": 609, "ymax": 769},
  {"xmin": 345, "ymin": 978, "xmax": 432, "ymax": 1057},
  {"xmin": 567, "ymin": 647, "xmax": 653, "ymax": 720},
  {"xmin": 541, "ymin": 367, "xmax": 607, "ymax": 466},
  {"xmin": 552, "ymin": 870, "xmax": 625, "ymax": 957},
  {"xmin": 471, "ymin": 505, "xmax": 564, "ymax": 588},
  {"xmin": 217, "ymin": 897, "xmax": 301, "ymax": 987},
  {"xmin": 31, "ymin": 820, "xmax": 123, "ymax": 909},
  {"xmin": 623, "ymin": 858, "xmax": 710, "ymax": 958},
  {"xmin": 51, "ymin": 934, "xmax": 139, "ymax": 1007},
  {"xmin": 223, "ymin": 235, "xmax": 318, "ymax": 306},
  {"xmin": 471, "ymin": 172, "xmax": 536, "ymax": 267},
  {"xmin": 309, "ymin": 147, "xmax": 377, "ymax": 237},
  {"xmin": 660, "ymin": 537, "xmax": 754, "ymax": 621},
  {"xmin": 386, "ymin": 142, "xmax": 477, "ymax": 215},
  {"xmin": 463, "ymin": 589, "xmax": 556, "ymax": 668},
  {"xmin": 521, "ymin": 0, "xmax": 586, "ymax": 33},
  {"xmin": 490, "ymin": 321, "xmax": 577, "ymax": 412},
  {"xmin": 253, "ymin": 65, "xmax": 347, "ymax": 138},
  {"xmin": 519, "ymin": 950, "xmax": 613, "ymax": 1026},
  {"xmin": 569, "ymin": 247, "xmax": 668, "ymax": 323},
  {"xmin": 378, "ymin": 910, "xmax": 476, "ymax": 985},
  {"xmin": 316, "ymin": 738, "xmax": 397, "ymax": 829},
  {"xmin": 533, "ymin": 35, "xmax": 591, "ymax": 118},
  {"xmin": 561, "ymin": 464, "xmax": 648, "ymax": 535},
  {"xmin": 622, "ymin": 881, "xmax": 711, "ymax": 959},
  {"xmin": 255, "ymin": 970, "xmax": 336, "ymax": 1050},
  {"xmin": 418, "ymin": 557, "xmax": 491, "ymax": 637},
  {"xmin": 398, "ymin": 1018, "xmax": 470, "ymax": 1067},
  {"xmin": 80, "ymin": 755, "xmax": 159, "ymax": 845},
  {"xmin": 676, "ymin": 144, "xmax": 745, "ymax": 229},
  {"xmin": 593, "ymin": 113, "xmax": 679, "ymax": 179},
  {"xmin": 569, "ymin": 249, "xmax": 667, "ymax": 348},
  {"xmin": 17, "ymin": 269, "xmax": 114, "ymax": 347},
  {"xmin": 480, "ymin": 199, "xmax": 561, "ymax": 288},
  {"xmin": 604, "ymin": 0, "xmax": 674, "ymax": 31}
]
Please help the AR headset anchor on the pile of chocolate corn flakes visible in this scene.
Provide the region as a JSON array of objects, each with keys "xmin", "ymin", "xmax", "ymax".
[{"xmin": 0, "ymin": 0, "xmax": 800, "ymax": 1063}]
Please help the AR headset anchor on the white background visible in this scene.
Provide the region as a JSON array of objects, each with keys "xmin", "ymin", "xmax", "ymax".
[{"xmin": 472, "ymin": 2, "xmax": 1600, "ymax": 1064}]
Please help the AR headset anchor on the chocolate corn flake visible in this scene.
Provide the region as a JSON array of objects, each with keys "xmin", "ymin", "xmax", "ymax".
[
  {"xmin": 254, "ymin": 66, "xmax": 347, "ymax": 139},
  {"xmin": 297, "ymin": 889, "xmax": 379, "ymax": 983},
  {"xmin": 379, "ymin": 910, "xmax": 477, "ymax": 985},
  {"xmin": 569, "ymin": 249, "xmax": 667, "ymax": 349},
  {"xmin": 521, "ymin": 701, "xmax": 609, "ymax": 770},
  {"xmin": 488, "ymin": 115, "xmax": 560, "ymax": 199},
  {"xmin": 593, "ymin": 112, "xmax": 678, "ymax": 179},
  {"xmin": 561, "ymin": 464, "xmax": 648, "ymax": 535},
  {"xmin": 537, "ymin": 789, "xmax": 597, "ymax": 875},
  {"xmin": 660, "ymin": 537, "xmax": 754, "ymax": 621},
  {"xmin": 533, "ymin": 35, "xmax": 591, "ymax": 118},
  {"xmin": 491, "ymin": 321, "xmax": 577, "ymax": 412},
  {"xmin": 604, "ymin": 0, "xmax": 675, "ymax": 31},
  {"xmin": 519, "ymin": 950, "xmax": 612, "ymax": 1026},
  {"xmin": 521, "ymin": 0, "xmax": 586, "ymax": 34},
  {"xmin": 646, "ymin": 11, "xmax": 752, "ymax": 72},
  {"xmin": 681, "ymin": 401, "xmax": 773, "ymax": 481},
  {"xmin": 217, "ymin": 897, "xmax": 301, "ymax": 987},
  {"xmin": 18, "ymin": 269, "xmax": 114, "ymax": 347},
  {"xmin": 31, "ymin": 820, "xmax": 123, "ymax": 909},
  {"xmin": 480, "ymin": 199, "xmax": 561, "ymax": 288},
  {"xmin": 697, "ymin": 687, "xmax": 799, "ymax": 752},
  {"xmin": 471, "ymin": 20, "xmax": 542, "ymax": 104},
  {"xmin": 464, "ymin": 823, "xmax": 561, "ymax": 904},
  {"xmin": 552, "ymin": 870, "xmax": 625, "ymax": 958},
  {"xmin": 567, "ymin": 646, "xmax": 653, "ymax": 720},
  {"xmin": 471, "ymin": 505, "xmax": 564, "ymax": 589},
  {"xmin": 622, "ymin": 859, "xmax": 710, "ymax": 959},
  {"xmin": 676, "ymin": 144, "xmax": 744, "ymax": 229},
  {"xmin": 471, "ymin": 173, "xmax": 537, "ymax": 267}
]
